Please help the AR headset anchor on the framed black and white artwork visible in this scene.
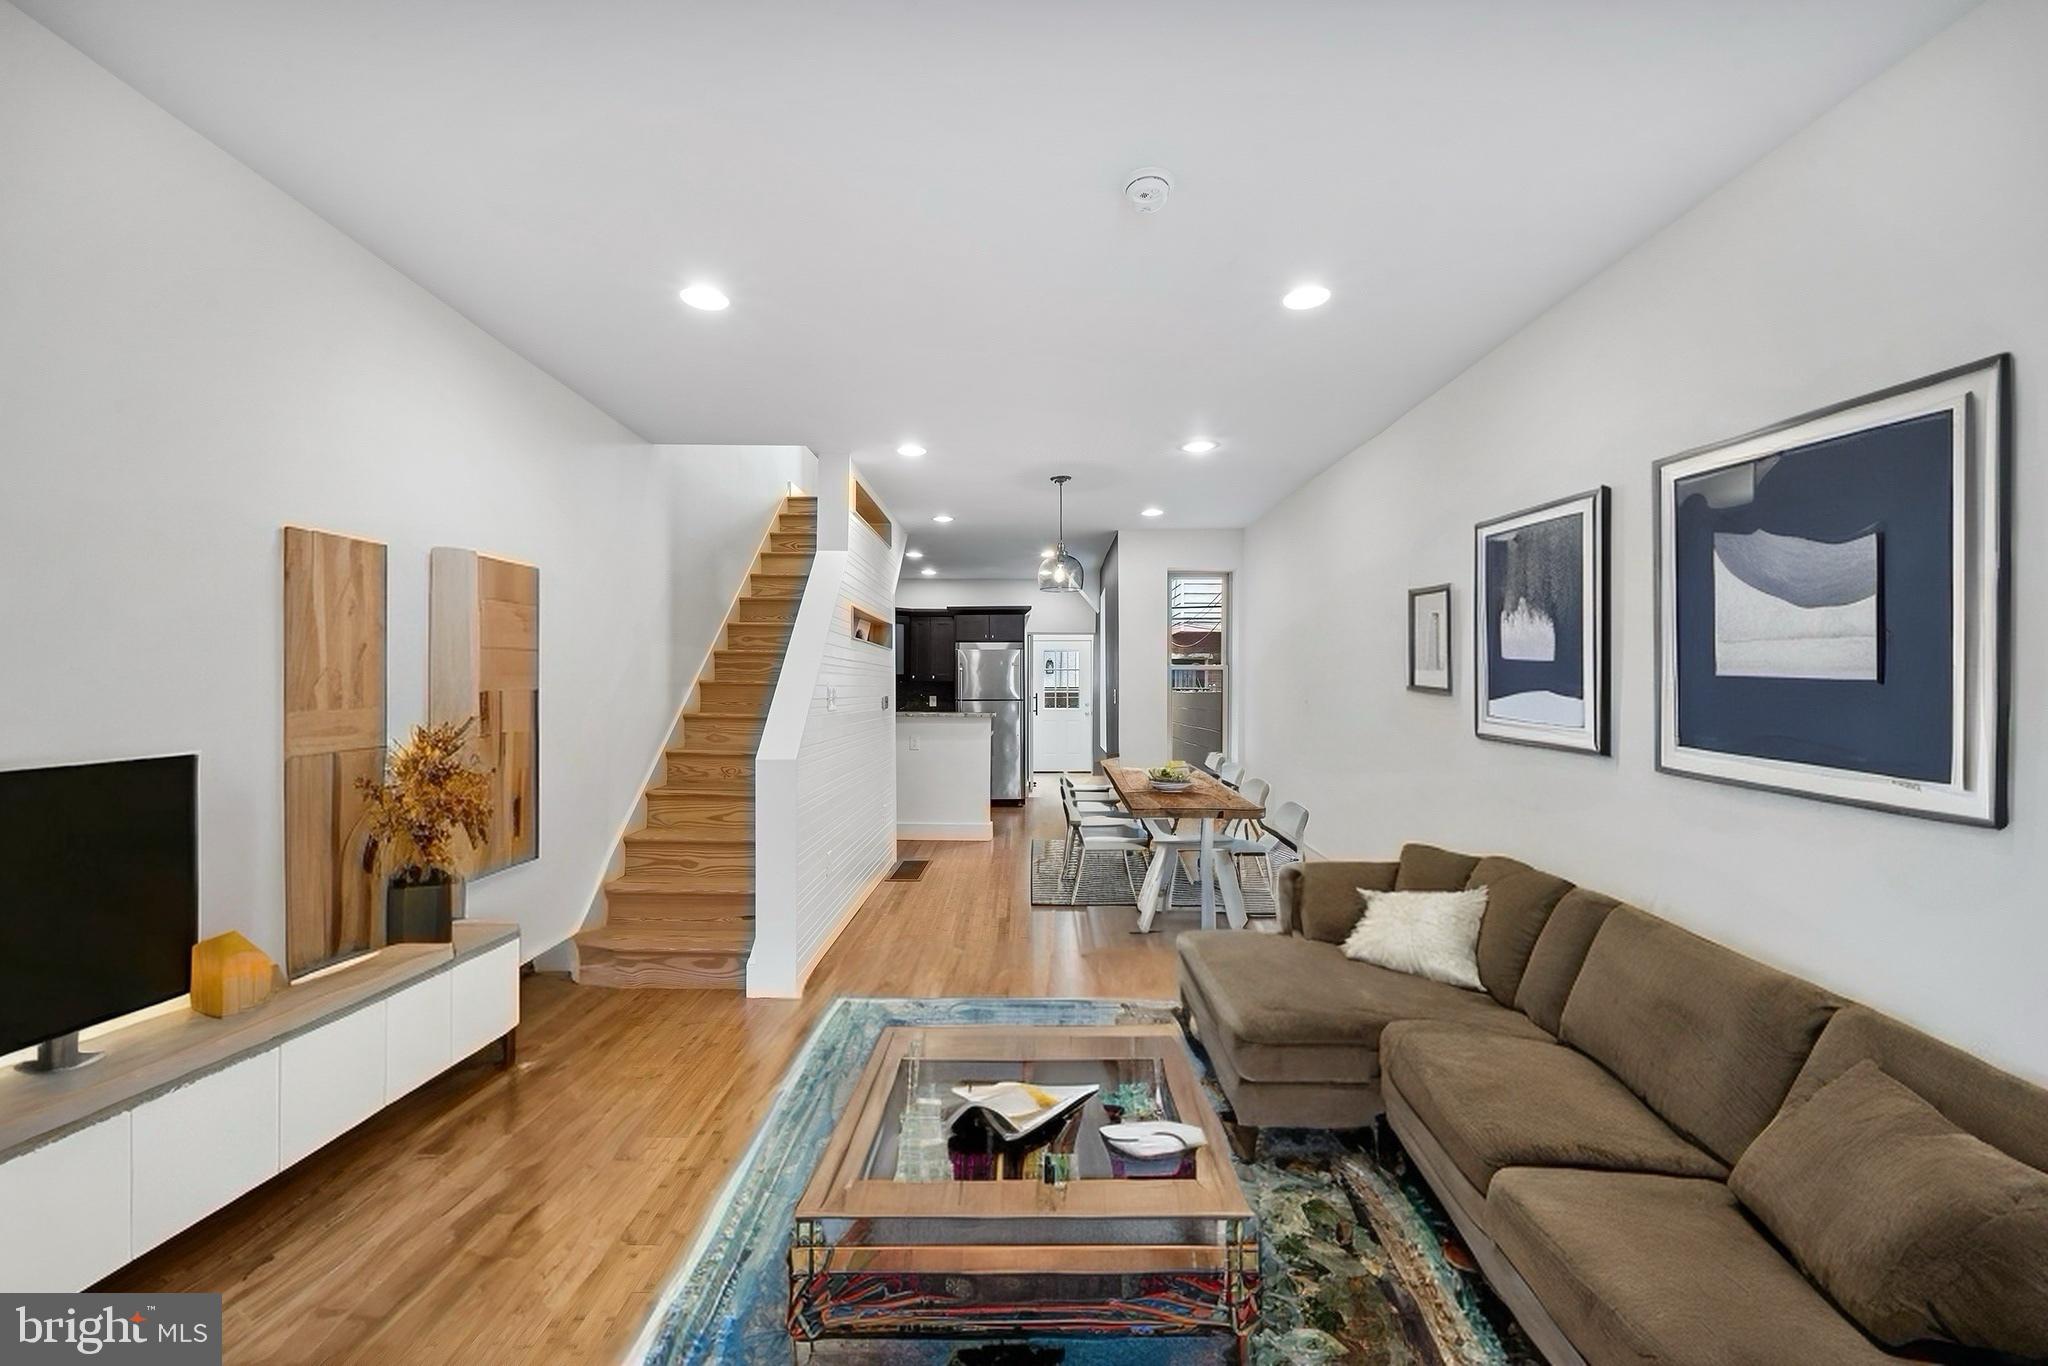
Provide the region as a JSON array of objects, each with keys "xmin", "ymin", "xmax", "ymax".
[
  {"xmin": 1474, "ymin": 488, "xmax": 1609, "ymax": 753},
  {"xmin": 1408, "ymin": 584, "xmax": 1453, "ymax": 694},
  {"xmin": 1654, "ymin": 355, "xmax": 2009, "ymax": 826}
]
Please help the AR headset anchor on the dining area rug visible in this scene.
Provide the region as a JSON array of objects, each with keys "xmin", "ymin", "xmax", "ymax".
[
  {"xmin": 629, "ymin": 995, "xmax": 1539, "ymax": 1366},
  {"xmin": 1025, "ymin": 840, "xmax": 1293, "ymax": 915}
]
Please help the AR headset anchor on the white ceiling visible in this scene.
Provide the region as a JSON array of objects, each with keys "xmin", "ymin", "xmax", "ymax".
[{"xmin": 18, "ymin": 0, "xmax": 1973, "ymax": 579}]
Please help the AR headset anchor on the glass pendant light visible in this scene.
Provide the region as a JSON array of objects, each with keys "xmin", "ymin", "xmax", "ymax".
[{"xmin": 1037, "ymin": 475, "xmax": 1085, "ymax": 593}]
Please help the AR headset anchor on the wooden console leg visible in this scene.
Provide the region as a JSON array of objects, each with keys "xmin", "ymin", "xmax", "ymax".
[{"xmin": 498, "ymin": 1027, "xmax": 517, "ymax": 1068}]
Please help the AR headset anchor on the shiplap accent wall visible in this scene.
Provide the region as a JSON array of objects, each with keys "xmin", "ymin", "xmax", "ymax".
[
  {"xmin": 792, "ymin": 512, "xmax": 899, "ymax": 973},
  {"xmin": 751, "ymin": 455, "xmax": 900, "ymax": 995}
]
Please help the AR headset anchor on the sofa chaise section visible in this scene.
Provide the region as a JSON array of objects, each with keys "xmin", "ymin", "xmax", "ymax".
[
  {"xmin": 1178, "ymin": 929, "xmax": 1548, "ymax": 1127},
  {"xmin": 1177, "ymin": 843, "xmax": 1571, "ymax": 1128}
]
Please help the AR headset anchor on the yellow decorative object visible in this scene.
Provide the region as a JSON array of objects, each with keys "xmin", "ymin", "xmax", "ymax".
[{"xmin": 190, "ymin": 931, "xmax": 283, "ymax": 1019}]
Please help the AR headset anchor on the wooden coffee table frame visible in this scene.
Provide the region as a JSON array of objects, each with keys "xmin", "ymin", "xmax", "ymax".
[{"xmin": 789, "ymin": 1024, "xmax": 1259, "ymax": 1355}]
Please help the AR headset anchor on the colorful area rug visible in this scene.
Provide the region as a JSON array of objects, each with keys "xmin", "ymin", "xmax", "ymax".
[
  {"xmin": 631, "ymin": 997, "xmax": 1540, "ymax": 1365},
  {"xmin": 1026, "ymin": 839, "xmax": 1291, "ymax": 915}
]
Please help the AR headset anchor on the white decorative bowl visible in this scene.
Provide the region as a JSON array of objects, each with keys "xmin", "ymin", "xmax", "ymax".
[{"xmin": 1148, "ymin": 778, "xmax": 1194, "ymax": 792}]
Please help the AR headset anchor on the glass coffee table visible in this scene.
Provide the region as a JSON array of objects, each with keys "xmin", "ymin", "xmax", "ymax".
[{"xmin": 789, "ymin": 1024, "xmax": 1259, "ymax": 1360}]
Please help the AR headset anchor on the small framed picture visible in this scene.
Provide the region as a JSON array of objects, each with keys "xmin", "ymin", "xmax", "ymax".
[
  {"xmin": 1474, "ymin": 487, "xmax": 1610, "ymax": 754},
  {"xmin": 1407, "ymin": 584, "xmax": 1452, "ymax": 694}
]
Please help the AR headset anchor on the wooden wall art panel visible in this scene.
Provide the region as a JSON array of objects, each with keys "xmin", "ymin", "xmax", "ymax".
[
  {"xmin": 430, "ymin": 547, "xmax": 539, "ymax": 879},
  {"xmin": 282, "ymin": 526, "xmax": 387, "ymax": 975}
]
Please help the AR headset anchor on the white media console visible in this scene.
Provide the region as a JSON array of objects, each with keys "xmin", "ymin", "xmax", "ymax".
[{"xmin": 0, "ymin": 921, "xmax": 520, "ymax": 1292}]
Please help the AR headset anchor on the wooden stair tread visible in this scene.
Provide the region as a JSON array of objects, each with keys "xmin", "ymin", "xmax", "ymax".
[
  {"xmin": 578, "ymin": 928, "xmax": 751, "ymax": 953},
  {"xmin": 624, "ymin": 827, "xmax": 753, "ymax": 845},
  {"xmin": 624, "ymin": 824, "xmax": 755, "ymax": 840},
  {"xmin": 605, "ymin": 874, "xmax": 754, "ymax": 896}
]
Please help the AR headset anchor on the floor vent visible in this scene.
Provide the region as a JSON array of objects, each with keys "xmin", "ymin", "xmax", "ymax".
[{"xmin": 887, "ymin": 859, "xmax": 930, "ymax": 883}]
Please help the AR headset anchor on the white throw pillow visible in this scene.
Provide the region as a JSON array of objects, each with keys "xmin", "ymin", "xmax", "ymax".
[{"xmin": 1341, "ymin": 887, "xmax": 1489, "ymax": 991}]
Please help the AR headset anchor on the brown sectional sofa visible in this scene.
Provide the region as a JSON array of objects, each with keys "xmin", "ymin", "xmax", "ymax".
[{"xmin": 1175, "ymin": 843, "xmax": 2048, "ymax": 1366}]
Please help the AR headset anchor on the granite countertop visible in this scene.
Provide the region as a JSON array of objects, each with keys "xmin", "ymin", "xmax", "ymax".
[{"xmin": 895, "ymin": 711, "xmax": 992, "ymax": 721}]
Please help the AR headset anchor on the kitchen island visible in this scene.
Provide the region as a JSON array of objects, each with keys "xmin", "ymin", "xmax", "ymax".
[{"xmin": 895, "ymin": 712, "xmax": 993, "ymax": 840}]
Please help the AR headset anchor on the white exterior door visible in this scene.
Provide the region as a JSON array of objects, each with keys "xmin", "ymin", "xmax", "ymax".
[{"xmin": 1031, "ymin": 638, "xmax": 1094, "ymax": 772}]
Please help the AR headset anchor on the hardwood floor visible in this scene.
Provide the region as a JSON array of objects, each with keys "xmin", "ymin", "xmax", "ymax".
[{"xmin": 106, "ymin": 789, "xmax": 1195, "ymax": 1365}]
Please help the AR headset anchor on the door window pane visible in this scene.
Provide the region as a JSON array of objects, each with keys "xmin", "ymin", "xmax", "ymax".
[{"xmin": 1044, "ymin": 648, "xmax": 1081, "ymax": 709}]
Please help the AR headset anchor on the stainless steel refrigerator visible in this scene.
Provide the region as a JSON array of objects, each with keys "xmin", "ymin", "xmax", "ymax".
[{"xmin": 955, "ymin": 642, "xmax": 1028, "ymax": 802}]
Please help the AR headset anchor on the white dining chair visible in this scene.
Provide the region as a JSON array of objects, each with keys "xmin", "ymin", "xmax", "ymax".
[
  {"xmin": 1217, "ymin": 758, "xmax": 1245, "ymax": 789},
  {"xmin": 1060, "ymin": 789, "xmax": 1151, "ymax": 905},
  {"xmin": 1230, "ymin": 776, "xmax": 1270, "ymax": 840},
  {"xmin": 1061, "ymin": 773, "xmax": 1126, "ymax": 817},
  {"xmin": 1224, "ymin": 800, "xmax": 1310, "ymax": 919}
]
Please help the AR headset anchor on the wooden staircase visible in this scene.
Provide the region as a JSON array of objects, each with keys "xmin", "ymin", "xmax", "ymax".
[{"xmin": 572, "ymin": 494, "xmax": 815, "ymax": 988}]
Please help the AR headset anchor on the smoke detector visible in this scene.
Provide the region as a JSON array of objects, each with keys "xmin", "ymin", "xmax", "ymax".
[{"xmin": 1123, "ymin": 167, "xmax": 1174, "ymax": 213}]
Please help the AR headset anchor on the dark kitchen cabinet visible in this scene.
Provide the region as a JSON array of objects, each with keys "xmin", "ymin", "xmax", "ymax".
[
  {"xmin": 953, "ymin": 609, "xmax": 1028, "ymax": 644},
  {"xmin": 896, "ymin": 608, "xmax": 1026, "ymax": 683},
  {"xmin": 903, "ymin": 612, "xmax": 955, "ymax": 680}
]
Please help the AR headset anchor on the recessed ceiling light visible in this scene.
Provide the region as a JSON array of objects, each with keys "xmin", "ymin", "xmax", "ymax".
[
  {"xmin": 1180, "ymin": 439, "xmax": 1218, "ymax": 455},
  {"xmin": 932, "ymin": 514, "xmax": 954, "ymax": 524},
  {"xmin": 920, "ymin": 566, "xmax": 937, "ymax": 576},
  {"xmin": 897, "ymin": 443, "xmax": 926, "ymax": 458},
  {"xmin": 1281, "ymin": 283, "xmax": 1331, "ymax": 310},
  {"xmin": 905, "ymin": 549, "xmax": 924, "ymax": 560},
  {"xmin": 1141, "ymin": 506, "xmax": 1165, "ymax": 518},
  {"xmin": 679, "ymin": 283, "xmax": 730, "ymax": 311}
]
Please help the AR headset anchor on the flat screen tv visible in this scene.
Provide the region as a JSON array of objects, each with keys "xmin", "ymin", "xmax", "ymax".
[{"xmin": 0, "ymin": 755, "xmax": 199, "ymax": 1061}]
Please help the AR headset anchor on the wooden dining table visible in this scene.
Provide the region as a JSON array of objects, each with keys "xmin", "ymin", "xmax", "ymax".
[{"xmin": 1100, "ymin": 762, "xmax": 1267, "ymax": 932}]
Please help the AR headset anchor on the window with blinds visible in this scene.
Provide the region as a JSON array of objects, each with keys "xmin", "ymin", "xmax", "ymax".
[{"xmin": 1167, "ymin": 573, "xmax": 1227, "ymax": 764}]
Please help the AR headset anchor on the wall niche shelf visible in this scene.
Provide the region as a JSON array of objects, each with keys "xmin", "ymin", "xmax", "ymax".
[
  {"xmin": 850, "ymin": 606, "xmax": 893, "ymax": 650},
  {"xmin": 851, "ymin": 479, "xmax": 893, "ymax": 545}
]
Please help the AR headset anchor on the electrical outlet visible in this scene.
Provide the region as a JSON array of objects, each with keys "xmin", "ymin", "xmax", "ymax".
[{"xmin": 909, "ymin": 733, "xmax": 920, "ymax": 751}]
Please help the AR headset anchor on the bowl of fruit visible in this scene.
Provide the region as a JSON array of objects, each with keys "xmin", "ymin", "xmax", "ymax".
[{"xmin": 1146, "ymin": 761, "xmax": 1196, "ymax": 792}]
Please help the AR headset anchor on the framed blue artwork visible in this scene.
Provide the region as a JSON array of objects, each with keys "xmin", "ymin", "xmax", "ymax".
[
  {"xmin": 1654, "ymin": 355, "xmax": 2010, "ymax": 826},
  {"xmin": 1474, "ymin": 487, "xmax": 1609, "ymax": 754}
]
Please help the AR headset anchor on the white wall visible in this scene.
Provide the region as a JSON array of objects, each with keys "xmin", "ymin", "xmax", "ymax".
[
  {"xmin": 0, "ymin": 7, "xmax": 794, "ymax": 968},
  {"xmin": 1111, "ymin": 530, "xmax": 1244, "ymax": 765},
  {"xmin": 1238, "ymin": 0, "xmax": 2048, "ymax": 1081},
  {"xmin": 894, "ymin": 578, "xmax": 1098, "ymax": 638},
  {"xmin": 665, "ymin": 444, "xmax": 818, "ymax": 689},
  {"xmin": 750, "ymin": 456, "xmax": 900, "ymax": 995}
]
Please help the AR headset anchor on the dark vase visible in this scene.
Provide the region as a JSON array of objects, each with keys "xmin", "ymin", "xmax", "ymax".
[{"xmin": 386, "ymin": 872, "xmax": 456, "ymax": 944}]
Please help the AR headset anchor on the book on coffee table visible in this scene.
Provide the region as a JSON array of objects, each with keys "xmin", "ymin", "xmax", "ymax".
[{"xmin": 946, "ymin": 1081, "xmax": 1097, "ymax": 1141}]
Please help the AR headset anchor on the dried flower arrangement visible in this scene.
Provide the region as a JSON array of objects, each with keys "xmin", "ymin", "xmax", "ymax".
[{"xmin": 358, "ymin": 719, "xmax": 493, "ymax": 887}]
